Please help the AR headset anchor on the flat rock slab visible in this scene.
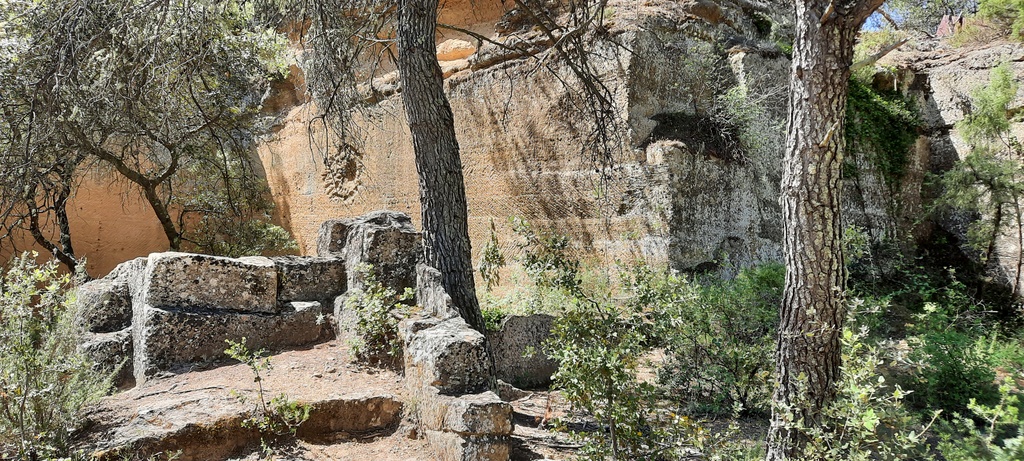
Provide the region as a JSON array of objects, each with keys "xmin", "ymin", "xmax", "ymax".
[{"xmin": 80, "ymin": 343, "xmax": 406, "ymax": 461}]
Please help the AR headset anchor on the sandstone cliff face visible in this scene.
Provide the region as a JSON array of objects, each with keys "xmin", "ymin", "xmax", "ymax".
[
  {"xmin": 28, "ymin": 0, "xmax": 1024, "ymax": 289},
  {"xmin": 260, "ymin": 0, "xmax": 796, "ymax": 275}
]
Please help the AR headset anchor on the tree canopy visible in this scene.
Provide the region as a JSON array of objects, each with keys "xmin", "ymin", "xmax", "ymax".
[{"xmin": 0, "ymin": 0, "xmax": 296, "ymax": 271}]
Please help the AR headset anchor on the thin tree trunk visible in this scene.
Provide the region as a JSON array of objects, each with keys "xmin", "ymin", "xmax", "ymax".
[
  {"xmin": 75, "ymin": 132, "xmax": 183, "ymax": 251},
  {"xmin": 395, "ymin": 0, "xmax": 486, "ymax": 335},
  {"xmin": 24, "ymin": 184, "xmax": 79, "ymax": 273},
  {"xmin": 766, "ymin": 1, "xmax": 881, "ymax": 459}
]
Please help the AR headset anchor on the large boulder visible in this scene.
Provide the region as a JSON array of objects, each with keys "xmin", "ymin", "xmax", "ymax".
[
  {"xmin": 140, "ymin": 252, "xmax": 278, "ymax": 314},
  {"xmin": 487, "ymin": 314, "xmax": 558, "ymax": 388},
  {"xmin": 316, "ymin": 211, "xmax": 421, "ymax": 294},
  {"xmin": 133, "ymin": 301, "xmax": 331, "ymax": 383}
]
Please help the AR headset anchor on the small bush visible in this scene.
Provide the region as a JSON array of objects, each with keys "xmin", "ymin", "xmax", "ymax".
[
  {"xmin": 654, "ymin": 264, "xmax": 782, "ymax": 415},
  {"xmin": 937, "ymin": 379, "xmax": 1024, "ymax": 461},
  {"xmin": 344, "ymin": 264, "xmax": 414, "ymax": 367},
  {"xmin": 0, "ymin": 253, "xmax": 109, "ymax": 459},
  {"xmin": 979, "ymin": 0, "xmax": 1024, "ymax": 39},
  {"xmin": 846, "ymin": 79, "xmax": 920, "ymax": 190},
  {"xmin": 225, "ymin": 338, "xmax": 310, "ymax": 457},
  {"xmin": 478, "ymin": 219, "xmax": 506, "ymax": 292},
  {"xmin": 794, "ymin": 327, "xmax": 936, "ymax": 461},
  {"xmin": 545, "ymin": 264, "xmax": 704, "ymax": 460},
  {"xmin": 481, "ymin": 307, "xmax": 506, "ymax": 332},
  {"xmin": 908, "ymin": 328, "xmax": 999, "ymax": 415}
]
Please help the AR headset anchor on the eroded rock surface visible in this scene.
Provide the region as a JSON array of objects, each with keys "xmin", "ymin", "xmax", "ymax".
[
  {"xmin": 78, "ymin": 344, "xmax": 405, "ymax": 461},
  {"xmin": 133, "ymin": 301, "xmax": 331, "ymax": 382},
  {"xmin": 488, "ymin": 314, "xmax": 558, "ymax": 388},
  {"xmin": 272, "ymin": 255, "xmax": 347, "ymax": 302},
  {"xmin": 317, "ymin": 210, "xmax": 421, "ymax": 294}
]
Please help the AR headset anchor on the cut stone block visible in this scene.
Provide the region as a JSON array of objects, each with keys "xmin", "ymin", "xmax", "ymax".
[
  {"xmin": 316, "ymin": 211, "xmax": 421, "ymax": 294},
  {"xmin": 418, "ymin": 390, "xmax": 512, "ymax": 436},
  {"xmin": 487, "ymin": 314, "xmax": 558, "ymax": 388},
  {"xmin": 271, "ymin": 256, "xmax": 346, "ymax": 302},
  {"xmin": 404, "ymin": 317, "xmax": 490, "ymax": 395},
  {"xmin": 76, "ymin": 278, "xmax": 133, "ymax": 334},
  {"xmin": 295, "ymin": 394, "xmax": 403, "ymax": 440},
  {"xmin": 416, "ymin": 264, "xmax": 459, "ymax": 320},
  {"xmin": 424, "ymin": 430, "xmax": 511, "ymax": 461},
  {"xmin": 133, "ymin": 301, "xmax": 331, "ymax": 384},
  {"xmin": 141, "ymin": 252, "xmax": 278, "ymax": 314},
  {"xmin": 75, "ymin": 257, "xmax": 148, "ymax": 333},
  {"xmin": 79, "ymin": 328, "xmax": 133, "ymax": 387}
]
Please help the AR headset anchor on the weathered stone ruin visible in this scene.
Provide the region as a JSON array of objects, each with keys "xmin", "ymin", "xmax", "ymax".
[{"xmin": 76, "ymin": 211, "xmax": 555, "ymax": 460}]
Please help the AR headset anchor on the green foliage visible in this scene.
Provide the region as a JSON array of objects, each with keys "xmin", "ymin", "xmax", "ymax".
[
  {"xmin": 511, "ymin": 218, "xmax": 580, "ymax": 291},
  {"xmin": 481, "ymin": 307, "xmax": 506, "ymax": 333},
  {"xmin": 224, "ymin": 338, "xmax": 310, "ymax": 442},
  {"xmin": 961, "ymin": 64, "xmax": 1019, "ymax": 148},
  {"xmin": 937, "ymin": 379, "xmax": 1024, "ymax": 460},
  {"xmin": 0, "ymin": 253, "xmax": 109, "ymax": 460},
  {"xmin": 545, "ymin": 285, "xmax": 666, "ymax": 459},
  {"xmin": 344, "ymin": 264, "xmax": 414, "ymax": 367},
  {"xmin": 507, "ymin": 222, "xmax": 698, "ymax": 458},
  {"xmin": 545, "ymin": 264, "xmax": 706, "ymax": 460},
  {"xmin": 478, "ymin": 219, "xmax": 506, "ymax": 292},
  {"xmin": 979, "ymin": 0, "xmax": 1024, "ymax": 39},
  {"xmin": 846, "ymin": 79, "xmax": 920, "ymax": 190},
  {"xmin": 934, "ymin": 63, "xmax": 1024, "ymax": 281},
  {"xmin": 909, "ymin": 328, "xmax": 999, "ymax": 414},
  {"xmin": 189, "ymin": 213, "xmax": 298, "ymax": 258},
  {"xmin": 654, "ymin": 264, "xmax": 782, "ymax": 415},
  {"xmin": 792, "ymin": 326, "xmax": 936, "ymax": 461},
  {"xmin": 0, "ymin": 0, "xmax": 290, "ymax": 259},
  {"xmin": 716, "ymin": 84, "xmax": 786, "ymax": 162},
  {"xmin": 883, "ymin": 0, "xmax": 978, "ymax": 33}
]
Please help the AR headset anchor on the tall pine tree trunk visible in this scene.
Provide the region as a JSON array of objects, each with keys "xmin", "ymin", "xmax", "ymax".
[
  {"xmin": 766, "ymin": 1, "xmax": 882, "ymax": 459},
  {"xmin": 395, "ymin": 0, "xmax": 486, "ymax": 335}
]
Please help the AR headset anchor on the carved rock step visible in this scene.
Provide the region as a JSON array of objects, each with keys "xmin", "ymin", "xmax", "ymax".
[{"xmin": 77, "ymin": 344, "xmax": 406, "ymax": 461}]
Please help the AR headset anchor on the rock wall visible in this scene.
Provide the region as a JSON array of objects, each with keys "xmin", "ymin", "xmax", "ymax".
[
  {"xmin": 26, "ymin": 0, "xmax": 1012, "ymax": 287},
  {"xmin": 880, "ymin": 40, "xmax": 1024, "ymax": 288},
  {"xmin": 260, "ymin": 0, "xmax": 795, "ymax": 275}
]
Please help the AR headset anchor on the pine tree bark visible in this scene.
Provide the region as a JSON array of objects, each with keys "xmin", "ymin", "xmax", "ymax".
[
  {"xmin": 396, "ymin": 0, "xmax": 486, "ymax": 335},
  {"xmin": 765, "ymin": 1, "xmax": 882, "ymax": 459}
]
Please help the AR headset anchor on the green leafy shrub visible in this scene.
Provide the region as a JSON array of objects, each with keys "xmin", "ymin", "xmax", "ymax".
[
  {"xmin": 937, "ymin": 379, "xmax": 1024, "ymax": 460},
  {"xmin": 846, "ymin": 79, "xmax": 920, "ymax": 190},
  {"xmin": 478, "ymin": 219, "xmax": 506, "ymax": 292},
  {"xmin": 908, "ymin": 328, "xmax": 999, "ymax": 415},
  {"xmin": 544, "ymin": 265, "xmax": 705, "ymax": 460},
  {"xmin": 793, "ymin": 327, "xmax": 936, "ymax": 461},
  {"xmin": 0, "ymin": 253, "xmax": 109, "ymax": 460},
  {"xmin": 979, "ymin": 0, "xmax": 1024, "ymax": 39},
  {"xmin": 507, "ymin": 222, "xmax": 699, "ymax": 459},
  {"xmin": 654, "ymin": 264, "xmax": 782, "ymax": 415},
  {"xmin": 511, "ymin": 217, "xmax": 580, "ymax": 290},
  {"xmin": 481, "ymin": 307, "xmax": 506, "ymax": 332},
  {"xmin": 344, "ymin": 264, "xmax": 414, "ymax": 367},
  {"xmin": 933, "ymin": 64, "xmax": 1024, "ymax": 295}
]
